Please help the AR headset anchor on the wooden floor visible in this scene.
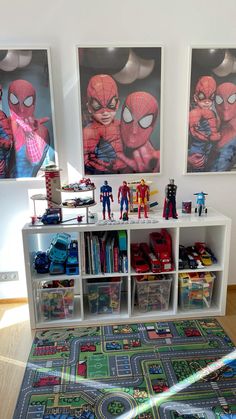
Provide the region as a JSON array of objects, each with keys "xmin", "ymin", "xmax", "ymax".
[{"xmin": 0, "ymin": 289, "xmax": 236, "ymax": 419}]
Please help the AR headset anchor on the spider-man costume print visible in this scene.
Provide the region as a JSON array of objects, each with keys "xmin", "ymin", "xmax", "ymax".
[
  {"xmin": 83, "ymin": 74, "xmax": 126, "ymax": 174},
  {"xmin": 120, "ymin": 92, "xmax": 160, "ymax": 173},
  {"xmin": 188, "ymin": 76, "xmax": 220, "ymax": 172},
  {"xmin": 210, "ymin": 82, "xmax": 236, "ymax": 171},
  {"xmin": 8, "ymin": 79, "xmax": 50, "ymax": 178}
]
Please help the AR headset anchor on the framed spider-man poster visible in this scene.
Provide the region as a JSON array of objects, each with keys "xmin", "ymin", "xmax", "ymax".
[
  {"xmin": 0, "ymin": 48, "xmax": 56, "ymax": 180},
  {"xmin": 186, "ymin": 47, "xmax": 236, "ymax": 174},
  {"xmin": 77, "ymin": 46, "xmax": 163, "ymax": 175}
]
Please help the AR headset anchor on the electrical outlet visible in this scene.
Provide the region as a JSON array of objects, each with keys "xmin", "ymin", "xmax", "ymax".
[{"xmin": 0, "ymin": 271, "xmax": 19, "ymax": 282}]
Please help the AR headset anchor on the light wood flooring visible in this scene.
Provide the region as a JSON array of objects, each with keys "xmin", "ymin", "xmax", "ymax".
[{"xmin": 0, "ymin": 288, "xmax": 236, "ymax": 419}]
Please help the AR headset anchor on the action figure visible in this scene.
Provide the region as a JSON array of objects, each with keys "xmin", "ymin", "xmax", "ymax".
[
  {"xmin": 0, "ymin": 85, "xmax": 13, "ymax": 178},
  {"xmin": 8, "ymin": 79, "xmax": 50, "ymax": 178},
  {"xmin": 188, "ymin": 76, "xmax": 220, "ymax": 171},
  {"xmin": 194, "ymin": 191, "xmax": 208, "ymax": 216},
  {"xmin": 100, "ymin": 180, "xmax": 113, "ymax": 220},
  {"xmin": 118, "ymin": 180, "xmax": 131, "ymax": 220},
  {"xmin": 163, "ymin": 179, "xmax": 178, "ymax": 220},
  {"xmin": 120, "ymin": 91, "xmax": 160, "ymax": 173},
  {"xmin": 83, "ymin": 74, "xmax": 128, "ymax": 174},
  {"xmin": 136, "ymin": 179, "xmax": 150, "ymax": 218}
]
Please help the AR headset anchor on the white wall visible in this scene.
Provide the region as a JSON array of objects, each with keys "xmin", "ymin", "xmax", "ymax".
[{"xmin": 0, "ymin": 0, "xmax": 236, "ymax": 298}]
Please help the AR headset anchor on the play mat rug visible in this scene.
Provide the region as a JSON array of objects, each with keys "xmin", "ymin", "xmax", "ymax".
[{"xmin": 14, "ymin": 319, "xmax": 236, "ymax": 419}]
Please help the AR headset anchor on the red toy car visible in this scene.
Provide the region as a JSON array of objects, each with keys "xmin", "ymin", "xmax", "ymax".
[{"xmin": 131, "ymin": 254, "xmax": 150, "ymax": 273}]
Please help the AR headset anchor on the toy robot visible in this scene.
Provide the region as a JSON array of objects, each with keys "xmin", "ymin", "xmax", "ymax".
[
  {"xmin": 118, "ymin": 180, "xmax": 131, "ymax": 220},
  {"xmin": 136, "ymin": 179, "xmax": 150, "ymax": 218},
  {"xmin": 163, "ymin": 179, "xmax": 178, "ymax": 220},
  {"xmin": 100, "ymin": 180, "xmax": 113, "ymax": 220}
]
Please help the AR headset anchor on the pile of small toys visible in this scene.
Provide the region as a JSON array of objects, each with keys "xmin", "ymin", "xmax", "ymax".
[
  {"xmin": 39, "ymin": 279, "xmax": 74, "ymax": 320},
  {"xmin": 179, "ymin": 242, "xmax": 217, "ymax": 270},
  {"xmin": 34, "ymin": 234, "xmax": 79, "ymax": 276},
  {"xmin": 134, "ymin": 275, "xmax": 172, "ymax": 312},
  {"xmin": 61, "ymin": 178, "xmax": 95, "ymax": 191},
  {"xmin": 178, "ymin": 271, "xmax": 215, "ymax": 310},
  {"xmin": 86, "ymin": 278, "xmax": 122, "ymax": 315}
]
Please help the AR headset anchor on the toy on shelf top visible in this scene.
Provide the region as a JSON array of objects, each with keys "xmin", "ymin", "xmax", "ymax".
[
  {"xmin": 61, "ymin": 178, "xmax": 95, "ymax": 192},
  {"xmin": 194, "ymin": 191, "xmax": 208, "ymax": 216},
  {"xmin": 136, "ymin": 179, "xmax": 150, "ymax": 219},
  {"xmin": 100, "ymin": 180, "xmax": 113, "ymax": 220},
  {"xmin": 118, "ymin": 180, "xmax": 131, "ymax": 220},
  {"xmin": 163, "ymin": 179, "xmax": 178, "ymax": 220}
]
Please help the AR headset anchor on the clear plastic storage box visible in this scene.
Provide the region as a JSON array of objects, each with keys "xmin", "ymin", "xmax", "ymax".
[
  {"xmin": 86, "ymin": 278, "xmax": 122, "ymax": 314},
  {"xmin": 134, "ymin": 276, "xmax": 172, "ymax": 312},
  {"xmin": 178, "ymin": 272, "xmax": 215, "ymax": 310},
  {"xmin": 37, "ymin": 280, "xmax": 74, "ymax": 321}
]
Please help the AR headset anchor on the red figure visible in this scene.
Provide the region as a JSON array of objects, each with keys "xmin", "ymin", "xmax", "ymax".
[
  {"xmin": 8, "ymin": 79, "xmax": 50, "ymax": 177},
  {"xmin": 120, "ymin": 92, "xmax": 160, "ymax": 173},
  {"xmin": 188, "ymin": 76, "xmax": 220, "ymax": 171},
  {"xmin": 136, "ymin": 179, "xmax": 150, "ymax": 218},
  {"xmin": 118, "ymin": 180, "xmax": 131, "ymax": 220},
  {"xmin": 83, "ymin": 74, "xmax": 127, "ymax": 174},
  {"xmin": 0, "ymin": 85, "xmax": 13, "ymax": 178}
]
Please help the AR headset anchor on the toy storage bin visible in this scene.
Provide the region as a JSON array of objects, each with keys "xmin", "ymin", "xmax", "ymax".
[
  {"xmin": 135, "ymin": 276, "xmax": 172, "ymax": 312},
  {"xmin": 37, "ymin": 280, "xmax": 75, "ymax": 321},
  {"xmin": 86, "ymin": 278, "xmax": 122, "ymax": 315},
  {"xmin": 178, "ymin": 272, "xmax": 215, "ymax": 310}
]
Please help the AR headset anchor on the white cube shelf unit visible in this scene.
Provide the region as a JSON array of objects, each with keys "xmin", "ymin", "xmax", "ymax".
[{"xmin": 22, "ymin": 208, "xmax": 231, "ymax": 329}]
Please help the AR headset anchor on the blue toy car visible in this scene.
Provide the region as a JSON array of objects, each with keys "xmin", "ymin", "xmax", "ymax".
[
  {"xmin": 41, "ymin": 208, "xmax": 61, "ymax": 225},
  {"xmin": 48, "ymin": 233, "xmax": 70, "ymax": 263},
  {"xmin": 34, "ymin": 251, "xmax": 50, "ymax": 274}
]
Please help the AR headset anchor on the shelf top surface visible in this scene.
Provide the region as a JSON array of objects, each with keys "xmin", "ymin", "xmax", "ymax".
[{"xmin": 23, "ymin": 207, "xmax": 231, "ymax": 233}]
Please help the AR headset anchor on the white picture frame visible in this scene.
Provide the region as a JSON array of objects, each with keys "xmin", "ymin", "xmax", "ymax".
[
  {"xmin": 0, "ymin": 47, "xmax": 57, "ymax": 180},
  {"xmin": 76, "ymin": 46, "xmax": 163, "ymax": 177}
]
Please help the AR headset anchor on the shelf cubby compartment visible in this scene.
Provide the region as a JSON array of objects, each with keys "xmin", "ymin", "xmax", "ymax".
[
  {"xmin": 131, "ymin": 273, "xmax": 175, "ymax": 319},
  {"xmin": 179, "ymin": 225, "xmax": 227, "ymax": 270},
  {"xmin": 177, "ymin": 271, "xmax": 225, "ymax": 317},
  {"xmin": 82, "ymin": 230, "xmax": 128, "ymax": 276},
  {"xmin": 83, "ymin": 276, "xmax": 129, "ymax": 322},
  {"xmin": 130, "ymin": 227, "xmax": 177, "ymax": 273}
]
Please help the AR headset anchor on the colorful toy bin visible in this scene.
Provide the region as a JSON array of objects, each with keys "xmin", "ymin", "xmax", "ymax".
[
  {"xmin": 134, "ymin": 275, "xmax": 172, "ymax": 312},
  {"xmin": 37, "ymin": 280, "xmax": 74, "ymax": 321},
  {"xmin": 178, "ymin": 272, "xmax": 215, "ymax": 310},
  {"xmin": 86, "ymin": 278, "xmax": 122, "ymax": 314}
]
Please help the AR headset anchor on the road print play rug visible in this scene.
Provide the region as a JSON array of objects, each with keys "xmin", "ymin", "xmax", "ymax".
[{"xmin": 14, "ymin": 319, "xmax": 236, "ymax": 419}]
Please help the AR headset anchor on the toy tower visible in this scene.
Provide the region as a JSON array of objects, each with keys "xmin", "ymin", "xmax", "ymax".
[{"xmin": 44, "ymin": 165, "xmax": 62, "ymax": 209}]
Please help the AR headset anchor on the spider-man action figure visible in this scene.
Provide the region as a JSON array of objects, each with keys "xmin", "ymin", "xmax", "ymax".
[
  {"xmin": 100, "ymin": 180, "xmax": 113, "ymax": 220},
  {"xmin": 83, "ymin": 74, "xmax": 129, "ymax": 174},
  {"xmin": 188, "ymin": 76, "xmax": 220, "ymax": 171},
  {"xmin": 136, "ymin": 179, "xmax": 150, "ymax": 218},
  {"xmin": 118, "ymin": 180, "xmax": 131, "ymax": 220},
  {"xmin": 120, "ymin": 91, "xmax": 160, "ymax": 173},
  {"xmin": 8, "ymin": 79, "xmax": 50, "ymax": 178},
  {"xmin": 211, "ymin": 82, "xmax": 236, "ymax": 171},
  {"xmin": 0, "ymin": 85, "xmax": 13, "ymax": 178}
]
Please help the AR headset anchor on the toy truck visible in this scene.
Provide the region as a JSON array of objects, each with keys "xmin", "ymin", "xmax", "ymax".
[{"xmin": 149, "ymin": 229, "xmax": 173, "ymax": 272}]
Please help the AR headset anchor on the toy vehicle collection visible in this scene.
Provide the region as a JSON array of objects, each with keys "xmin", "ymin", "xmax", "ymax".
[{"xmin": 179, "ymin": 243, "xmax": 216, "ymax": 269}]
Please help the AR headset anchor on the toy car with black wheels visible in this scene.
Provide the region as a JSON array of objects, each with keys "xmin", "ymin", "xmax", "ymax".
[{"xmin": 34, "ymin": 251, "xmax": 50, "ymax": 274}]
